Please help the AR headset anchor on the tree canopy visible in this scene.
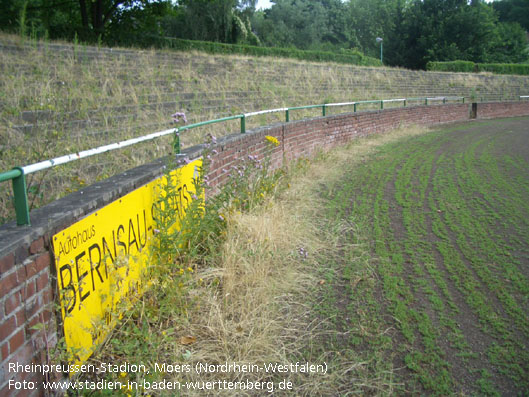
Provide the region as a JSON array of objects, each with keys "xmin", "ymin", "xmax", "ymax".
[
  {"xmin": 252, "ymin": 0, "xmax": 528, "ymax": 69},
  {"xmin": 1, "ymin": 0, "xmax": 527, "ymax": 69}
]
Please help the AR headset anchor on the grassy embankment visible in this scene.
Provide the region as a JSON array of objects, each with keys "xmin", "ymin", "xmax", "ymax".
[
  {"xmin": 2, "ymin": 32, "xmax": 529, "ymax": 222},
  {"xmin": 76, "ymin": 117, "xmax": 528, "ymax": 396}
]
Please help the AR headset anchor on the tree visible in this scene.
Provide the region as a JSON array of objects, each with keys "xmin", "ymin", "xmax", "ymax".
[
  {"xmin": 0, "ymin": 0, "xmax": 80, "ymax": 38},
  {"xmin": 105, "ymin": 0, "xmax": 175, "ymax": 46},
  {"xmin": 489, "ymin": 22, "xmax": 528, "ymax": 63},
  {"xmin": 390, "ymin": 0, "xmax": 526, "ymax": 69},
  {"xmin": 493, "ymin": 0, "xmax": 529, "ymax": 31},
  {"xmin": 251, "ymin": 0, "xmax": 350, "ymax": 50},
  {"xmin": 0, "ymin": 0, "xmax": 169, "ymax": 42},
  {"xmin": 76, "ymin": 0, "xmax": 146, "ymax": 40},
  {"xmin": 346, "ymin": 0, "xmax": 400, "ymax": 58},
  {"xmin": 384, "ymin": 0, "xmax": 407, "ymax": 66}
]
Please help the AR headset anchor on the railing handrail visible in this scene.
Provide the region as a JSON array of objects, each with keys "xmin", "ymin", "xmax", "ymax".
[
  {"xmin": 0, "ymin": 94, "xmax": 494, "ymax": 226},
  {"xmin": 0, "ymin": 169, "xmax": 22, "ymax": 183},
  {"xmin": 21, "ymin": 128, "xmax": 177, "ymax": 176},
  {"xmin": 326, "ymin": 102, "xmax": 356, "ymax": 107},
  {"xmin": 178, "ymin": 114, "xmax": 243, "ymax": 132},
  {"xmin": 287, "ymin": 104, "xmax": 323, "ymax": 111},
  {"xmin": 244, "ymin": 108, "xmax": 287, "ymax": 117}
]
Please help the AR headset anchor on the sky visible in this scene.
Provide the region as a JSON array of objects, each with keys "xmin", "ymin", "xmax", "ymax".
[{"xmin": 256, "ymin": 0, "xmax": 273, "ymax": 10}]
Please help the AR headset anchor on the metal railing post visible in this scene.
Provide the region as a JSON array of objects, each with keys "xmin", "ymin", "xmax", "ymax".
[
  {"xmin": 353, "ymin": 103, "xmax": 357, "ymax": 112},
  {"xmin": 12, "ymin": 167, "xmax": 30, "ymax": 226},
  {"xmin": 286, "ymin": 109, "xmax": 290, "ymax": 122},
  {"xmin": 443, "ymin": 97, "xmax": 446, "ymax": 104},
  {"xmin": 240, "ymin": 114, "xmax": 246, "ymax": 134},
  {"xmin": 380, "ymin": 100, "xmax": 384, "ymax": 110},
  {"xmin": 425, "ymin": 98, "xmax": 428, "ymax": 106},
  {"xmin": 322, "ymin": 104, "xmax": 326, "ymax": 117},
  {"xmin": 404, "ymin": 99, "xmax": 407, "ymax": 107}
]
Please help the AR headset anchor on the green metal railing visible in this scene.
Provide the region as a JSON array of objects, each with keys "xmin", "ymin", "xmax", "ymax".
[
  {"xmin": 285, "ymin": 104, "xmax": 327, "ymax": 122},
  {"xmin": 176, "ymin": 115, "xmax": 246, "ymax": 153},
  {"xmin": 0, "ymin": 95, "xmax": 471, "ymax": 226}
]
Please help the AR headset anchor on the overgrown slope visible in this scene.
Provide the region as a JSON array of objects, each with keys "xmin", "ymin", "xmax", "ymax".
[{"xmin": 1, "ymin": 32, "xmax": 529, "ymax": 222}]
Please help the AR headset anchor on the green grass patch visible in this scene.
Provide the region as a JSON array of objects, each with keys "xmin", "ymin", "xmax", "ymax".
[{"xmin": 321, "ymin": 118, "xmax": 529, "ymax": 394}]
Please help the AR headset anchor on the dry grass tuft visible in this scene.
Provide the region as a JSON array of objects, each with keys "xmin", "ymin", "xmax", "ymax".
[{"xmin": 168, "ymin": 198, "xmax": 321, "ymax": 395}]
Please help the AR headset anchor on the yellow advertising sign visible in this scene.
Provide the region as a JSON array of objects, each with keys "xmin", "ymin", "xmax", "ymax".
[{"xmin": 52, "ymin": 159, "xmax": 202, "ymax": 366}]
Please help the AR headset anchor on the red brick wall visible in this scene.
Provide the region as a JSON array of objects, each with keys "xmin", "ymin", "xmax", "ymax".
[
  {"xmin": 0, "ymin": 101, "xmax": 526, "ymax": 395},
  {"xmin": 208, "ymin": 104, "xmax": 471, "ymax": 182},
  {"xmin": 0, "ymin": 237, "xmax": 56, "ymax": 397},
  {"xmin": 476, "ymin": 101, "xmax": 529, "ymax": 119}
]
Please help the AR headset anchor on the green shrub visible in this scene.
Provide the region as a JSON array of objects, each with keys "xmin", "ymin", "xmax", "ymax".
[
  {"xmin": 427, "ymin": 60, "xmax": 529, "ymax": 75},
  {"xmin": 477, "ymin": 63, "xmax": 529, "ymax": 75},
  {"xmin": 426, "ymin": 61, "xmax": 476, "ymax": 73}
]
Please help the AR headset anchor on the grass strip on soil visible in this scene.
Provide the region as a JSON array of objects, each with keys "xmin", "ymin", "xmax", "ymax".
[{"xmin": 319, "ymin": 117, "xmax": 529, "ymax": 395}]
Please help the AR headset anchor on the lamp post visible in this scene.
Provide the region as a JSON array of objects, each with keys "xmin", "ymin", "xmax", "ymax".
[{"xmin": 376, "ymin": 37, "xmax": 383, "ymax": 64}]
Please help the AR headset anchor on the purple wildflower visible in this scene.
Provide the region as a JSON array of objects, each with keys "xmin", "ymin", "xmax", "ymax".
[
  {"xmin": 298, "ymin": 247, "xmax": 308, "ymax": 260},
  {"xmin": 171, "ymin": 112, "xmax": 187, "ymax": 124}
]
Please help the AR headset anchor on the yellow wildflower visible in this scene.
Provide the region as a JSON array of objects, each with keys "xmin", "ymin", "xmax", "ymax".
[{"xmin": 265, "ymin": 135, "xmax": 280, "ymax": 146}]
